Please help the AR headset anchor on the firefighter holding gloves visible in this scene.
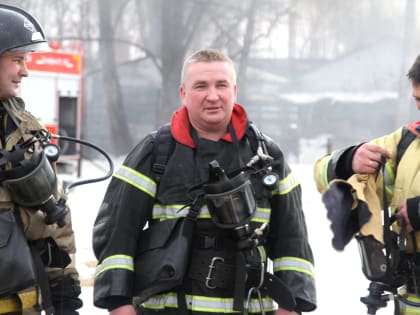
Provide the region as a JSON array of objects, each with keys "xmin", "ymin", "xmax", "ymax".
[
  {"xmin": 0, "ymin": 4, "xmax": 82, "ymax": 315},
  {"xmin": 313, "ymin": 54, "xmax": 420, "ymax": 314},
  {"xmin": 93, "ymin": 48, "xmax": 316, "ymax": 315}
]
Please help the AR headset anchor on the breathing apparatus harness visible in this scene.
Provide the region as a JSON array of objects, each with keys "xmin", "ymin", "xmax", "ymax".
[
  {"xmin": 0, "ymin": 102, "xmax": 113, "ymax": 315},
  {"xmin": 201, "ymin": 123, "xmax": 295, "ymax": 314},
  {"xmin": 356, "ymin": 156, "xmax": 420, "ymax": 315},
  {"xmin": 0, "ymin": 103, "xmax": 114, "ymax": 227}
]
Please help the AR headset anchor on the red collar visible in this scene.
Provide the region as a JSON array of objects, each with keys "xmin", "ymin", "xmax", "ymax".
[
  {"xmin": 407, "ymin": 121, "xmax": 420, "ymax": 136},
  {"xmin": 171, "ymin": 104, "xmax": 248, "ymax": 148}
]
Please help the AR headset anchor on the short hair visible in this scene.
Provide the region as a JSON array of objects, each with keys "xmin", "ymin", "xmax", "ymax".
[
  {"xmin": 407, "ymin": 54, "xmax": 420, "ymax": 84},
  {"xmin": 180, "ymin": 48, "xmax": 236, "ymax": 84}
]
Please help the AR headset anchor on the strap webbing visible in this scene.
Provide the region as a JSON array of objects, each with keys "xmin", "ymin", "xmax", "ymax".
[
  {"xmin": 396, "ymin": 127, "xmax": 416, "ymax": 167},
  {"xmin": 152, "ymin": 124, "xmax": 174, "ymax": 182},
  {"xmin": 14, "ymin": 211, "xmax": 55, "ymax": 315}
]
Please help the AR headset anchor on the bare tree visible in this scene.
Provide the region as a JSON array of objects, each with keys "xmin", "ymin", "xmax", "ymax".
[
  {"xmin": 97, "ymin": 0, "xmax": 133, "ymax": 154},
  {"xmin": 236, "ymin": 0, "xmax": 257, "ymax": 103},
  {"xmin": 158, "ymin": 0, "xmax": 208, "ymax": 125}
]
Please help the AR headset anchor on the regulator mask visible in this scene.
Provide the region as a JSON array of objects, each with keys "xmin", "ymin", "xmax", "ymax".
[
  {"xmin": 0, "ymin": 142, "xmax": 68, "ymax": 227},
  {"xmin": 203, "ymin": 160, "xmax": 256, "ymax": 229},
  {"xmin": 356, "ymin": 234, "xmax": 388, "ymax": 282},
  {"xmin": 356, "ymin": 233, "xmax": 405, "ymax": 287}
]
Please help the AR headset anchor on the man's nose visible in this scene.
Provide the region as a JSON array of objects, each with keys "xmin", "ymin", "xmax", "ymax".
[
  {"xmin": 206, "ymin": 87, "xmax": 219, "ymax": 100},
  {"xmin": 19, "ymin": 62, "xmax": 29, "ymax": 77}
]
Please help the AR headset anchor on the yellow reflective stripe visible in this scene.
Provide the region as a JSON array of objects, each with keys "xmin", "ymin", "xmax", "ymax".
[
  {"xmin": 152, "ymin": 204, "xmax": 202, "ymax": 219},
  {"xmin": 114, "ymin": 165, "xmax": 156, "ymax": 198},
  {"xmin": 18, "ymin": 288, "xmax": 38, "ymax": 310},
  {"xmin": 257, "ymin": 245, "xmax": 267, "ymax": 262},
  {"xmin": 273, "ymin": 172, "xmax": 299, "ymax": 195},
  {"xmin": 0, "ymin": 288, "xmax": 38, "ymax": 313},
  {"xmin": 383, "ymin": 161, "xmax": 395, "ymax": 199},
  {"xmin": 384, "ymin": 161, "xmax": 395, "ymax": 182},
  {"xmin": 153, "ymin": 205, "xmax": 270, "ymax": 223},
  {"xmin": 405, "ymin": 295, "xmax": 420, "ymax": 302},
  {"xmin": 400, "ymin": 308, "xmax": 420, "ymax": 314},
  {"xmin": 253, "ymin": 207, "xmax": 270, "ymax": 223},
  {"xmin": 95, "ymin": 254, "xmax": 134, "ymax": 277},
  {"xmin": 321, "ymin": 155, "xmax": 332, "ymax": 188},
  {"xmin": 399, "ymin": 294, "xmax": 420, "ymax": 313},
  {"xmin": 273, "ymin": 256, "xmax": 315, "ymax": 278},
  {"xmin": 142, "ymin": 292, "xmax": 275, "ymax": 313},
  {"xmin": 0, "ymin": 295, "xmax": 21, "ymax": 313}
]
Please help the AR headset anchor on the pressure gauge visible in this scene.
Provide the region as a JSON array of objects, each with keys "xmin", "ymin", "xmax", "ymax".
[
  {"xmin": 44, "ymin": 143, "xmax": 60, "ymax": 162},
  {"xmin": 262, "ymin": 172, "xmax": 278, "ymax": 190}
]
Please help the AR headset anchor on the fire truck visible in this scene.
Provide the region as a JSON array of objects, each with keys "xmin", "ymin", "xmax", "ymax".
[{"xmin": 19, "ymin": 44, "xmax": 83, "ymax": 177}]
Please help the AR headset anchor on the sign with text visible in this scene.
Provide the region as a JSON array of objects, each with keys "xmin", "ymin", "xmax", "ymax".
[{"xmin": 26, "ymin": 52, "xmax": 81, "ymax": 74}]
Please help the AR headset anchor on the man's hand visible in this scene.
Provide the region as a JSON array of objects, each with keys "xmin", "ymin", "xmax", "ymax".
[
  {"xmin": 110, "ymin": 305, "xmax": 137, "ymax": 315},
  {"xmin": 275, "ymin": 308, "xmax": 299, "ymax": 315},
  {"xmin": 352, "ymin": 143, "xmax": 391, "ymax": 174},
  {"xmin": 396, "ymin": 202, "xmax": 414, "ymax": 233}
]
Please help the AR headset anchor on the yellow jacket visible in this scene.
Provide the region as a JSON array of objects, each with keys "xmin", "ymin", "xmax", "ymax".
[{"xmin": 314, "ymin": 125, "xmax": 420, "ymax": 250}]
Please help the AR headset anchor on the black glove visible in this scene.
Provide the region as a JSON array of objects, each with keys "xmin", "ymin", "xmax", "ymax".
[
  {"xmin": 407, "ymin": 196, "xmax": 420, "ymax": 231},
  {"xmin": 30, "ymin": 237, "xmax": 71, "ymax": 268},
  {"xmin": 51, "ymin": 276, "xmax": 83, "ymax": 315}
]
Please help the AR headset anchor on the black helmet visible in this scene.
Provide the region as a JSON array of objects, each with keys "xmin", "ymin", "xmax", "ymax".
[{"xmin": 0, "ymin": 4, "xmax": 49, "ymax": 55}]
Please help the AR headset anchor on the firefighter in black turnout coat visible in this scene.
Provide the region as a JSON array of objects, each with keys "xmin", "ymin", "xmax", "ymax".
[{"xmin": 93, "ymin": 49, "xmax": 316, "ymax": 315}]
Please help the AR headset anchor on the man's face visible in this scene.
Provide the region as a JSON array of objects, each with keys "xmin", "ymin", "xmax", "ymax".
[
  {"xmin": 0, "ymin": 51, "xmax": 29, "ymax": 100},
  {"xmin": 180, "ymin": 61, "xmax": 237, "ymax": 134},
  {"xmin": 412, "ymin": 82, "xmax": 420, "ymax": 111}
]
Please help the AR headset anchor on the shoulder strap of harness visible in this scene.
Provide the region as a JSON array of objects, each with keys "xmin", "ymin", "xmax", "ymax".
[
  {"xmin": 151, "ymin": 121, "xmax": 267, "ymax": 182},
  {"xmin": 245, "ymin": 121, "xmax": 261, "ymax": 153},
  {"xmin": 396, "ymin": 126, "xmax": 416, "ymax": 167},
  {"xmin": 151, "ymin": 123, "xmax": 175, "ymax": 182}
]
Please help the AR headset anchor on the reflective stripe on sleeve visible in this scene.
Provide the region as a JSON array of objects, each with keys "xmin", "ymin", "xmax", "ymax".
[
  {"xmin": 273, "ymin": 256, "xmax": 315, "ymax": 278},
  {"xmin": 142, "ymin": 292, "xmax": 275, "ymax": 313},
  {"xmin": 95, "ymin": 254, "xmax": 134, "ymax": 277},
  {"xmin": 253, "ymin": 207, "xmax": 271, "ymax": 223},
  {"xmin": 399, "ymin": 294, "xmax": 420, "ymax": 314},
  {"xmin": 152, "ymin": 205, "xmax": 270, "ymax": 223},
  {"xmin": 319, "ymin": 155, "xmax": 332, "ymax": 188},
  {"xmin": 113, "ymin": 165, "xmax": 157, "ymax": 198},
  {"xmin": 272, "ymin": 172, "xmax": 299, "ymax": 195}
]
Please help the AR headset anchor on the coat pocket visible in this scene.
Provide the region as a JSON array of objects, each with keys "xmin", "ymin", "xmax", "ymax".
[
  {"xmin": 134, "ymin": 218, "xmax": 194, "ymax": 303},
  {"xmin": 0, "ymin": 210, "xmax": 37, "ymax": 296}
]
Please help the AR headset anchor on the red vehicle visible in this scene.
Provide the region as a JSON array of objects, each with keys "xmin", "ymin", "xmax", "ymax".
[{"xmin": 20, "ymin": 44, "xmax": 83, "ymax": 177}]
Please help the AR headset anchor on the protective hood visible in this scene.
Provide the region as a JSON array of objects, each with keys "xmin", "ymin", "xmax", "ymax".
[{"xmin": 170, "ymin": 103, "xmax": 248, "ymax": 148}]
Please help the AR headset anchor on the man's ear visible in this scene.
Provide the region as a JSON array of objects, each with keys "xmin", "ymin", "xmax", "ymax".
[{"xmin": 179, "ymin": 85, "xmax": 185, "ymax": 99}]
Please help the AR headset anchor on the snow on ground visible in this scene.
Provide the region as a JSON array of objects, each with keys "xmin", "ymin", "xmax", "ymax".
[{"xmin": 67, "ymin": 160, "xmax": 394, "ymax": 314}]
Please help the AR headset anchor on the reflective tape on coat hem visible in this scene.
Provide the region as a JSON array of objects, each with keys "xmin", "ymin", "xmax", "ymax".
[{"xmin": 141, "ymin": 292, "xmax": 275, "ymax": 313}]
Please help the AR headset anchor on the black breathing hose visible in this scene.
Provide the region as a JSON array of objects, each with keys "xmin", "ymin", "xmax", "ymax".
[{"xmin": 50, "ymin": 134, "xmax": 114, "ymax": 191}]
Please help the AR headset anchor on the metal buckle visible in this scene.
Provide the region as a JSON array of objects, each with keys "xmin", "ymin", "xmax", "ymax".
[{"xmin": 205, "ymin": 256, "xmax": 224, "ymax": 289}]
